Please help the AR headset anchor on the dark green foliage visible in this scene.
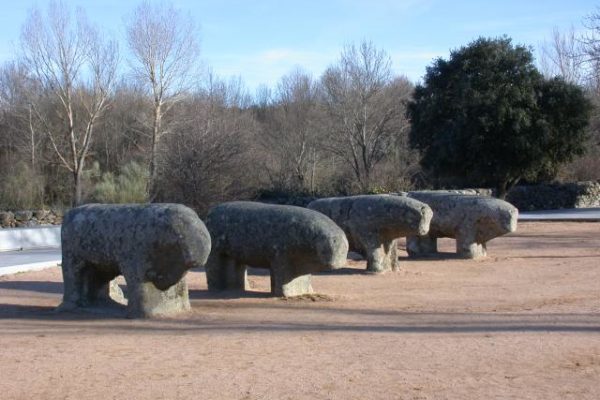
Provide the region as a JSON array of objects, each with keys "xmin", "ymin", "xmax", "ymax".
[{"xmin": 408, "ymin": 37, "xmax": 592, "ymax": 197}]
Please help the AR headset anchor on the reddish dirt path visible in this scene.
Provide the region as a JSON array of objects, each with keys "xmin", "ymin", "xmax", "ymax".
[{"xmin": 0, "ymin": 222, "xmax": 599, "ymax": 399}]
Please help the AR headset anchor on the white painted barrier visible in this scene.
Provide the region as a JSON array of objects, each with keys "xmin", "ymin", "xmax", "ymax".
[
  {"xmin": 0, "ymin": 260, "xmax": 62, "ymax": 276},
  {"xmin": 0, "ymin": 226, "xmax": 61, "ymax": 252}
]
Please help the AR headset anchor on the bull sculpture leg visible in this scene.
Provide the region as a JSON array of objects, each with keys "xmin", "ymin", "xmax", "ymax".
[
  {"xmin": 360, "ymin": 235, "xmax": 391, "ymax": 273},
  {"xmin": 270, "ymin": 254, "xmax": 313, "ymax": 297},
  {"xmin": 58, "ymin": 254, "xmax": 85, "ymax": 311},
  {"xmin": 456, "ymin": 231, "xmax": 487, "ymax": 259},
  {"xmin": 206, "ymin": 253, "xmax": 248, "ymax": 291},
  {"xmin": 406, "ymin": 234, "xmax": 438, "ymax": 257},
  {"xmin": 59, "ymin": 255, "xmax": 120, "ymax": 310},
  {"xmin": 388, "ymin": 239, "xmax": 400, "ymax": 271},
  {"xmin": 122, "ymin": 264, "xmax": 190, "ymax": 318},
  {"xmin": 225, "ymin": 261, "xmax": 248, "ymax": 290}
]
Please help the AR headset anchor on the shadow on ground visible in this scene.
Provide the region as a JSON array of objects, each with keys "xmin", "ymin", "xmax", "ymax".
[
  {"xmin": 0, "ymin": 280, "xmax": 63, "ymax": 294},
  {"xmin": 0, "ymin": 301, "xmax": 598, "ymax": 335}
]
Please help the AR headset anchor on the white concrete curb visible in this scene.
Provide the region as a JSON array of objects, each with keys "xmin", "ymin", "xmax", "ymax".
[
  {"xmin": 0, "ymin": 260, "xmax": 61, "ymax": 277},
  {"xmin": 519, "ymin": 208, "xmax": 600, "ymax": 221}
]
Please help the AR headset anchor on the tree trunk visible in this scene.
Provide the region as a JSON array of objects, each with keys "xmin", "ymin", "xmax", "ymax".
[
  {"xmin": 28, "ymin": 105, "xmax": 36, "ymax": 170},
  {"xmin": 309, "ymin": 148, "xmax": 317, "ymax": 195},
  {"xmin": 496, "ymin": 177, "xmax": 520, "ymax": 200},
  {"xmin": 148, "ymin": 103, "xmax": 162, "ymax": 198},
  {"xmin": 496, "ymin": 182, "xmax": 508, "ymax": 200},
  {"xmin": 73, "ymin": 169, "xmax": 83, "ymax": 207},
  {"xmin": 359, "ymin": 165, "xmax": 372, "ymax": 194}
]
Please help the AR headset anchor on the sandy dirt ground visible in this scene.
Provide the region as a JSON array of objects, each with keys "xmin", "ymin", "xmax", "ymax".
[{"xmin": 0, "ymin": 221, "xmax": 599, "ymax": 400}]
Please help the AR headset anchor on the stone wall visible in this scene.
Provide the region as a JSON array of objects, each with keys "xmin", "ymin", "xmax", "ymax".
[
  {"xmin": 400, "ymin": 183, "xmax": 600, "ymax": 211},
  {"xmin": 2, "ymin": 181, "xmax": 596, "ymax": 227},
  {"xmin": 506, "ymin": 182, "xmax": 600, "ymax": 211},
  {"xmin": 0, "ymin": 209, "xmax": 64, "ymax": 228},
  {"xmin": 404, "ymin": 189, "xmax": 494, "ymax": 196}
]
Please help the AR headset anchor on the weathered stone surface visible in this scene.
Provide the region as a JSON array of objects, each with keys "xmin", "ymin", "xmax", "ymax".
[
  {"xmin": 205, "ymin": 201, "xmax": 348, "ymax": 297},
  {"xmin": 59, "ymin": 203, "xmax": 211, "ymax": 318},
  {"xmin": 0, "ymin": 211, "xmax": 14, "ymax": 227},
  {"xmin": 406, "ymin": 191, "xmax": 518, "ymax": 259},
  {"xmin": 14, "ymin": 210, "xmax": 33, "ymax": 222},
  {"xmin": 33, "ymin": 209, "xmax": 50, "ymax": 220},
  {"xmin": 307, "ymin": 195, "xmax": 432, "ymax": 273}
]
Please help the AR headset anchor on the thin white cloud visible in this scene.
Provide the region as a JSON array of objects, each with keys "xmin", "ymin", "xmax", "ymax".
[
  {"xmin": 208, "ymin": 46, "xmax": 450, "ymax": 89},
  {"xmin": 391, "ymin": 50, "xmax": 444, "ymax": 62},
  {"xmin": 390, "ymin": 48, "xmax": 447, "ymax": 82},
  {"xmin": 207, "ymin": 48, "xmax": 337, "ymax": 90}
]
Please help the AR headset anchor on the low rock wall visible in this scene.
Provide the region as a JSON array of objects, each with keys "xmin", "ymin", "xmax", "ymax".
[
  {"xmin": 398, "ymin": 183, "xmax": 600, "ymax": 211},
  {"xmin": 506, "ymin": 182, "xmax": 600, "ymax": 211},
  {"xmin": 0, "ymin": 209, "xmax": 64, "ymax": 228}
]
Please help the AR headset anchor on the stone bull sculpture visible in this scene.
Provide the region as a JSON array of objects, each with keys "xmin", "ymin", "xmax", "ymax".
[
  {"xmin": 59, "ymin": 204, "xmax": 211, "ymax": 318},
  {"xmin": 205, "ymin": 201, "xmax": 348, "ymax": 297},
  {"xmin": 406, "ymin": 191, "xmax": 518, "ymax": 259},
  {"xmin": 307, "ymin": 195, "xmax": 432, "ymax": 273}
]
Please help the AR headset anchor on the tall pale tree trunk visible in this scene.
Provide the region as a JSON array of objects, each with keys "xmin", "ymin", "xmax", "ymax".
[
  {"xmin": 126, "ymin": 2, "xmax": 200, "ymax": 201},
  {"xmin": 73, "ymin": 169, "xmax": 83, "ymax": 206},
  {"xmin": 148, "ymin": 103, "xmax": 162, "ymax": 197}
]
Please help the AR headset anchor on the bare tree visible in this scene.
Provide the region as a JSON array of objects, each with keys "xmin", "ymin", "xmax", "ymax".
[
  {"xmin": 0, "ymin": 62, "xmax": 42, "ymax": 170},
  {"xmin": 126, "ymin": 1, "xmax": 200, "ymax": 197},
  {"xmin": 257, "ymin": 68, "xmax": 323, "ymax": 193},
  {"xmin": 321, "ymin": 41, "xmax": 412, "ymax": 192},
  {"xmin": 20, "ymin": 1, "xmax": 118, "ymax": 205},
  {"xmin": 539, "ymin": 27, "xmax": 584, "ymax": 84},
  {"xmin": 159, "ymin": 75, "xmax": 257, "ymax": 215},
  {"xmin": 577, "ymin": 9, "xmax": 600, "ymax": 93},
  {"xmin": 93, "ymin": 80, "xmax": 150, "ymax": 172}
]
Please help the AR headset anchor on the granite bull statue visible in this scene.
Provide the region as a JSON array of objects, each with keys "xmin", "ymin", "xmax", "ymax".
[
  {"xmin": 205, "ymin": 201, "xmax": 348, "ymax": 297},
  {"xmin": 406, "ymin": 191, "xmax": 518, "ymax": 259},
  {"xmin": 307, "ymin": 195, "xmax": 432, "ymax": 273},
  {"xmin": 59, "ymin": 204, "xmax": 211, "ymax": 318}
]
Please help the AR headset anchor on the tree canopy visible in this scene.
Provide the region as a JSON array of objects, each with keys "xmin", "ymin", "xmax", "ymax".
[{"xmin": 408, "ymin": 37, "xmax": 592, "ymax": 198}]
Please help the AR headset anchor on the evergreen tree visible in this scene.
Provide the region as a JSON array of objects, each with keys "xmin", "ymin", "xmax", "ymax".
[{"xmin": 408, "ymin": 37, "xmax": 592, "ymax": 198}]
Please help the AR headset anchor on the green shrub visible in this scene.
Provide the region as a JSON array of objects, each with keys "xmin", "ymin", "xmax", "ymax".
[
  {"xmin": 92, "ymin": 161, "xmax": 148, "ymax": 204},
  {"xmin": 0, "ymin": 162, "xmax": 45, "ymax": 210},
  {"xmin": 366, "ymin": 186, "xmax": 391, "ymax": 195}
]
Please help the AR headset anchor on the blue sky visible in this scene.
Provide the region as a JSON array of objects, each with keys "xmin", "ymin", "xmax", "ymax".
[{"xmin": 0, "ymin": 0, "xmax": 596, "ymax": 91}]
